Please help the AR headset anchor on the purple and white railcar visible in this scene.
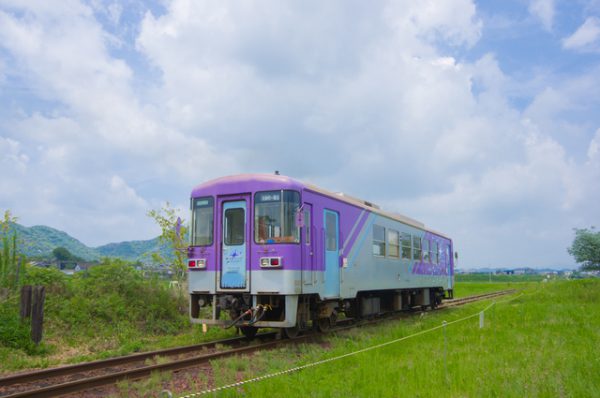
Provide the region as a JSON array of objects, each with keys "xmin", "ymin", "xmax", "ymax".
[{"xmin": 187, "ymin": 174, "xmax": 454, "ymax": 338}]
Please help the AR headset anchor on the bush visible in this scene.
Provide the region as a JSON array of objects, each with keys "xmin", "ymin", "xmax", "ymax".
[
  {"xmin": 2, "ymin": 259, "xmax": 188, "ymax": 361},
  {"xmin": 25, "ymin": 265, "xmax": 69, "ymax": 294},
  {"xmin": 62, "ymin": 260, "xmax": 187, "ymax": 335},
  {"xmin": 0, "ymin": 300, "xmax": 43, "ymax": 354}
]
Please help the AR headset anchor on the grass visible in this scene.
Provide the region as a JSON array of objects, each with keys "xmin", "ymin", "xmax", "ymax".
[
  {"xmin": 180, "ymin": 279, "xmax": 600, "ymax": 397},
  {"xmin": 4, "ymin": 273, "xmax": 592, "ymax": 398},
  {"xmin": 0, "ymin": 317, "xmax": 241, "ymax": 373},
  {"xmin": 114, "ymin": 370, "xmax": 172, "ymax": 398},
  {"xmin": 453, "ymin": 281, "xmax": 529, "ymax": 298},
  {"xmin": 0, "ymin": 263, "xmax": 241, "ymax": 374},
  {"xmin": 455, "ymin": 273, "xmax": 546, "ymax": 283}
]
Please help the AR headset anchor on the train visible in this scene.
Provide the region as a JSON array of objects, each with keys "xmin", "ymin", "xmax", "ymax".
[{"xmin": 187, "ymin": 174, "xmax": 455, "ymax": 338}]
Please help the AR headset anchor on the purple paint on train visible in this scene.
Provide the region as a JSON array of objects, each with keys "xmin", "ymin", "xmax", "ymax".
[
  {"xmin": 189, "ymin": 174, "xmax": 453, "ymax": 277},
  {"xmin": 341, "ymin": 210, "xmax": 370, "ymax": 258},
  {"xmin": 189, "ymin": 174, "xmax": 369, "ymax": 273},
  {"xmin": 191, "ymin": 174, "xmax": 305, "ymax": 198},
  {"xmin": 302, "ymin": 189, "xmax": 365, "ymax": 271},
  {"xmin": 411, "ymin": 231, "xmax": 452, "ymax": 276},
  {"xmin": 190, "ymin": 175, "xmax": 309, "ymax": 273}
]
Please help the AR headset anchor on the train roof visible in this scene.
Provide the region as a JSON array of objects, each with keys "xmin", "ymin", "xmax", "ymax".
[{"xmin": 191, "ymin": 174, "xmax": 449, "ymax": 239}]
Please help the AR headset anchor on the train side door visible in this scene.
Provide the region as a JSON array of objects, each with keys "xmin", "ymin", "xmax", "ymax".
[
  {"xmin": 302, "ymin": 204, "xmax": 314, "ymax": 285},
  {"xmin": 218, "ymin": 197, "xmax": 250, "ymax": 291},
  {"xmin": 323, "ymin": 209, "xmax": 340, "ymax": 298}
]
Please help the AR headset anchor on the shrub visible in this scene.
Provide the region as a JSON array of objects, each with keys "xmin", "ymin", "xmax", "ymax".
[
  {"xmin": 0, "ymin": 300, "xmax": 47, "ymax": 354},
  {"xmin": 24, "ymin": 265, "xmax": 69, "ymax": 295},
  {"xmin": 63, "ymin": 260, "xmax": 187, "ymax": 335},
  {"xmin": 2, "ymin": 259, "xmax": 188, "ymax": 360}
]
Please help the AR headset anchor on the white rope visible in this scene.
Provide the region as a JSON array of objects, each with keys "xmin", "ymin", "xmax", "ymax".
[{"xmin": 179, "ymin": 292, "xmax": 525, "ymax": 397}]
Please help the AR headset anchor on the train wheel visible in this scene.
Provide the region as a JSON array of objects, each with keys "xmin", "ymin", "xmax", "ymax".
[
  {"xmin": 240, "ymin": 326, "xmax": 258, "ymax": 339},
  {"xmin": 316, "ymin": 317, "xmax": 330, "ymax": 333},
  {"xmin": 283, "ymin": 326, "xmax": 300, "ymax": 339}
]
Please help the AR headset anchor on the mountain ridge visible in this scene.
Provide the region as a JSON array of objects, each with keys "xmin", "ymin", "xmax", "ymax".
[{"xmin": 2, "ymin": 223, "xmax": 171, "ymax": 262}]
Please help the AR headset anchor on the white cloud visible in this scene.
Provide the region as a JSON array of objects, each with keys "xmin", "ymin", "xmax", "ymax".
[
  {"xmin": 0, "ymin": 1, "xmax": 218, "ymax": 244},
  {"xmin": 529, "ymin": 0, "xmax": 555, "ymax": 31},
  {"xmin": 0, "ymin": 57, "xmax": 5, "ymax": 84},
  {"xmin": 0, "ymin": 0, "xmax": 598, "ymax": 268},
  {"xmin": 385, "ymin": 0, "xmax": 482, "ymax": 48},
  {"xmin": 109, "ymin": 175, "xmax": 148, "ymax": 209},
  {"xmin": 562, "ymin": 17, "xmax": 600, "ymax": 51},
  {"xmin": 0, "ymin": 137, "xmax": 28, "ymax": 172},
  {"xmin": 588, "ymin": 128, "xmax": 600, "ymax": 165},
  {"xmin": 523, "ymin": 66, "xmax": 600, "ymax": 161}
]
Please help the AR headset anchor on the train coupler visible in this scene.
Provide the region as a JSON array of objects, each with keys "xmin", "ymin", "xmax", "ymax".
[{"xmin": 225, "ymin": 304, "xmax": 272, "ymax": 329}]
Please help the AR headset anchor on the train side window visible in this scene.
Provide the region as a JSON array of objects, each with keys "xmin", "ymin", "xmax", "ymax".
[
  {"xmin": 401, "ymin": 232, "xmax": 412, "ymax": 259},
  {"xmin": 434, "ymin": 242, "xmax": 439, "ymax": 264},
  {"xmin": 304, "ymin": 209, "xmax": 311, "ymax": 245},
  {"xmin": 423, "ymin": 239, "xmax": 430, "ymax": 262},
  {"xmin": 388, "ymin": 229, "xmax": 399, "ymax": 258},
  {"xmin": 372, "ymin": 225, "xmax": 386, "ymax": 256},
  {"xmin": 413, "ymin": 236, "xmax": 422, "ymax": 261},
  {"xmin": 325, "ymin": 211, "xmax": 337, "ymax": 251}
]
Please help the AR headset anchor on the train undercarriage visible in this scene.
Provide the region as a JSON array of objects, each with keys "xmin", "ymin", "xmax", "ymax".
[{"xmin": 191, "ymin": 287, "xmax": 453, "ymax": 339}]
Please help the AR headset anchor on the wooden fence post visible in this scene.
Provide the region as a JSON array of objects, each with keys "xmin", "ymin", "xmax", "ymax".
[
  {"xmin": 31, "ymin": 285, "xmax": 45, "ymax": 345},
  {"xmin": 20, "ymin": 285, "xmax": 32, "ymax": 320}
]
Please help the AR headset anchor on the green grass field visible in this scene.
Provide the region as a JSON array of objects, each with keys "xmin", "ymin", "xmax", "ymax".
[
  {"xmin": 455, "ymin": 273, "xmax": 546, "ymax": 283},
  {"xmin": 175, "ymin": 279, "xmax": 600, "ymax": 398}
]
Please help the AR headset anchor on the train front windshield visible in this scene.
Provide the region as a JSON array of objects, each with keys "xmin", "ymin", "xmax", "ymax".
[{"xmin": 255, "ymin": 190, "xmax": 300, "ymax": 244}]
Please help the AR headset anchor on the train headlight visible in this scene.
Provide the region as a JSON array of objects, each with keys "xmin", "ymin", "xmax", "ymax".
[
  {"xmin": 188, "ymin": 259, "xmax": 207, "ymax": 269},
  {"xmin": 260, "ymin": 257, "xmax": 282, "ymax": 268}
]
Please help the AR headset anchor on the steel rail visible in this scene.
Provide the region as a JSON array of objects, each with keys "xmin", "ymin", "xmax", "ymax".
[
  {"xmin": 0, "ymin": 332, "xmax": 277, "ymax": 387},
  {"xmin": 441, "ymin": 289, "xmax": 517, "ymax": 308},
  {"xmin": 2, "ymin": 337, "xmax": 293, "ymax": 398}
]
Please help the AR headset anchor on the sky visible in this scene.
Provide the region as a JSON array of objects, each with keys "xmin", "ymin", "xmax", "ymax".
[{"xmin": 1, "ymin": 0, "xmax": 599, "ymax": 269}]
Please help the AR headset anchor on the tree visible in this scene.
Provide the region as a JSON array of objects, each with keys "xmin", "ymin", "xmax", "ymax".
[
  {"xmin": 52, "ymin": 247, "xmax": 74, "ymax": 262},
  {"xmin": 0, "ymin": 210, "xmax": 24, "ymax": 291},
  {"xmin": 147, "ymin": 203, "xmax": 188, "ymax": 282},
  {"xmin": 568, "ymin": 227, "xmax": 600, "ymax": 271}
]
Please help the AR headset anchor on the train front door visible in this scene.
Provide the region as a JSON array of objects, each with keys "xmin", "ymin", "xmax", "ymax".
[
  {"xmin": 218, "ymin": 197, "xmax": 250, "ymax": 291},
  {"xmin": 323, "ymin": 209, "xmax": 340, "ymax": 298}
]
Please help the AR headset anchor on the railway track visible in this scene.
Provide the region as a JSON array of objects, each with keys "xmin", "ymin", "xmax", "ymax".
[
  {"xmin": 441, "ymin": 289, "xmax": 517, "ymax": 308},
  {"xmin": 0, "ymin": 333, "xmax": 280, "ymax": 398},
  {"xmin": 0, "ymin": 289, "xmax": 516, "ymax": 398}
]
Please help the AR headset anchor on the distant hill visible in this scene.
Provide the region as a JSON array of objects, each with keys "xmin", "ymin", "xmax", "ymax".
[
  {"xmin": 96, "ymin": 238, "xmax": 173, "ymax": 262},
  {"xmin": 2, "ymin": 223, "xmax": 172, "ymax": 262},
  {"xmin": 7, "ymin": 223, "xmax": 101, "ymax": 260}
]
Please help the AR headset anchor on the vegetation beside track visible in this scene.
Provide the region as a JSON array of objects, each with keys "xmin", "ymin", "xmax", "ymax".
[
  {"xmin": 453, "ymin": 281, "xmax": 532, "ymax": 298},
  {"xmin": 455, "ymin": 273, "xmax": 546, "ymax": 283},
  {"xmin": 2, "ymin": 271, "xmax": 590, "ymax": 398},
  {"xmin": 452, "ymin": 273, "xmax": 546, "ymax": 298},
  {"xmin": 0, "ymin": 261, "xmax": 239, "ymax": 373},
  {"xmin": 173, "ymin": 279, "xmax": 599, "ymax": 398},
  {"xmin": 0, "ymin": 271, "xmax": 526, "ymax": 375}
]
